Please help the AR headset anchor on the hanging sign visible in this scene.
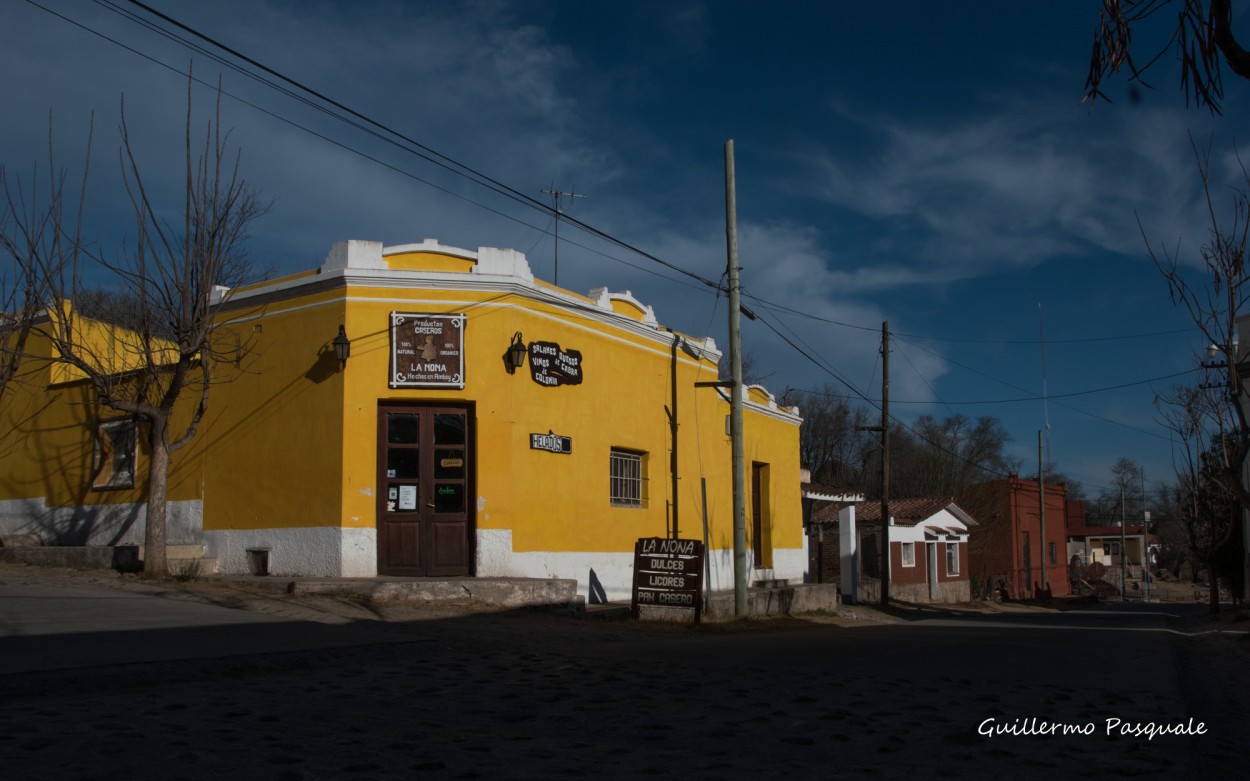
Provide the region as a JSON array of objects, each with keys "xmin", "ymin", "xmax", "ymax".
[
  {"xmin": 391, "ymin": 313, "xmax": 465, "ymax": 388},
  {"xmin": 528, "ymin": 341, "xmax": 583, "ymax": 387},
  {"xmin": 631, "ymin": 537, "xmax": 704, "ymax": 621},
  {"xmin": 530, "ymin": 431, "xmax": 572, "ymax": 454}
]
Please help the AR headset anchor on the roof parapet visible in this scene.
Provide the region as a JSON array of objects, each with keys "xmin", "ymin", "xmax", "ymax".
[
  {"xmin": 588, "ymin": 288, "xmax": 657, "ymax": 326},
  {"xmin": 322, "ymin": 240, "xmax": 385, "ymax": 272},
  {"xmin": 473, "ymin": 246, "xmax": 533, "ymax": 281}
]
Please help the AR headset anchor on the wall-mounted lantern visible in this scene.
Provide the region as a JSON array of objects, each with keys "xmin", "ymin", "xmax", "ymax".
[
  {"xmin": 504, "ymin": 331, "xmax": 527, "ymax": 374},
  {"xmin": 332, "ymin": 325, "xmax": 351, "ymax": 369}
]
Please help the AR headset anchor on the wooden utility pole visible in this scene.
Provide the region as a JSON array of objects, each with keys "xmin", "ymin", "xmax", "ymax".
[
  {"xmin": 725, "ymin": 140, "xmax": 748, "ymax": 618},
  {"xmin": 879, "ymin": 321, "xmax": 891, "ymax": 607}
]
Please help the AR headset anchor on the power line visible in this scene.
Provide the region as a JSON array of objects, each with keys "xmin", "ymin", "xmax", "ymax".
[
  {"xmin": 29, "ymin": 0, "xmax": 1192, "ymax": 479},
  {"xmin": 111, "ymin": 1, "xmax": 1194, "ymax": 352},
  {"xmin": 35, "ymin": 0, "xmax": 1199, "ymax": 355},
  {"xmin": 738, "ymin": 290, "xmax": 1195, "ymax": 346},
  {"xmin": 789, "ymin": 368, "xmax": 1200, "ymax": 406},
  {"xmin": 24, "ymin": 0, "xmax": 715, "ymax": 298},
  {"xmin": 115, "ymin": 0, "xmax": 725, "ymax": 292}
]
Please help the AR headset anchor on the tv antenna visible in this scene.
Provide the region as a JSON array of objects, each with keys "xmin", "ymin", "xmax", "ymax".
[{"xmin": 540, "ymin": 186, "xmax": 586, "ymax": 286}]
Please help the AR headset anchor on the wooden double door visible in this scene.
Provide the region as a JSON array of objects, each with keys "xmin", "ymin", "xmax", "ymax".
[{"xmin": 377, "ymin": 404, "xmax": 472, "ymax": 576}]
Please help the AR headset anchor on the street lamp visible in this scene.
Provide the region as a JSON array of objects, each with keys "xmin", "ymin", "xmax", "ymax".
[
  {"xmin": 332, "ymin": 325, "xmax": 351, "ymax": 369},
  {"xmin": 504, "ymin": 332, "xmax": 527, "ymax": 374}
]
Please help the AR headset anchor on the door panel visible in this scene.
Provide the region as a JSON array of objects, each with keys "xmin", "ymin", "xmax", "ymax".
[{"xmin": 377, "ymin": 405, "xmax": 472, "ymax": 576}]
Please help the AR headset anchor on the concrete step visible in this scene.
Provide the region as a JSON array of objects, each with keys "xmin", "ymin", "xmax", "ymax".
[
  {"xmin": 752, "ymin": 578, "xmax": 790, "ymax": 589},
  {"xmin": 0, "ymin": 544, "xmax": 215, "ymax": 575},
  {"xmin": 704, "ymin": 583, "xmax": 840, "ymax": 620},
  {"xmin": 583, "ymin": 602, "xmax": 632, "ymax": 620},
  {"xmin": 0, "ymin": 534, "xmax": 44, "ymax": 548},
  {"xmin": 169, "ymin": 557, "xmax": 219, "ymax": 575},
  {"xmin": 287, "ymin": 577, "xmax": 580, "ymax": 610},
  {"xmin": 134, "ymin": 544, "xmax": 218, "ymax": 576},
  {"xmin": 136, "ymin": 544, "xmax": 207, "ymax": 560}
]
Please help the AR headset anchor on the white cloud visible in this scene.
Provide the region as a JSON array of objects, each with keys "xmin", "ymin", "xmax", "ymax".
[{"xmin": 797, "ymin": 97, "xmax": 1225, "ymax": 281}]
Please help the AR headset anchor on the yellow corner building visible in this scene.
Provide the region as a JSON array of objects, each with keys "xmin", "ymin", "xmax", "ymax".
[{"xmin": 1, "ymin": 239, "xmax": 805, "ymax": 601}]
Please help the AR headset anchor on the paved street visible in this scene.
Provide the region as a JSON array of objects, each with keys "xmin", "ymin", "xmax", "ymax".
[{"xmin": 1, "ymin": 569, "xmax": 1247, "ymax": 780}]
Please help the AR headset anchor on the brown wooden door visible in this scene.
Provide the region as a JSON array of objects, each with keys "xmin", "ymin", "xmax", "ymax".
[
  {"xmin": 751, "ymin": 465, "xmax": 764, "ymax": 564},
  {"xmin": 377, "ymin": 404, "xmax": 472, "ymax": 576}
]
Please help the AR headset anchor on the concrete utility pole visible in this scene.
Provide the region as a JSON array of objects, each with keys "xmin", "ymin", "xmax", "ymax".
[
  {"xmin": 724, "ymin": 140, "xmax": 748, "ymax": 619},
  {"xmin": 667, "ymin": 331, "xmax": 680, "ymax": 539}
]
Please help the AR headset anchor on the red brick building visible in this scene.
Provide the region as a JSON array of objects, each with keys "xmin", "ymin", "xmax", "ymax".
[{"xmin": 959, "ymin": 477, "xmax": 1069, "ymax": 599}]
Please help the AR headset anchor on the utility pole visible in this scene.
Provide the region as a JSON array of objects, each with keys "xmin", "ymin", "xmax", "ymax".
[
  {"xmin": 858, "ymin": 323, "xmax": 891, "ymax": 606},
  {"xmin": 1038, "ymin": 431, "xmax": 1048, "ymax": 594},
  {"xmin": 667, "ymin": 330, "xmax": 680, "ymax": 540},
  {"xmin": 1125, "ymin": 487, "xmax": 1135, "ymax": 602},
  {"xmin": 540, "ymin": 187, "xmax": 586, "ymax": 287},
  {"xmin": 879, "ymin": 322, "xmax": 890, "ymax": 607},
  {"xmin": 724, "ymin": 140, "xmax": 748, "ymax": 619}
]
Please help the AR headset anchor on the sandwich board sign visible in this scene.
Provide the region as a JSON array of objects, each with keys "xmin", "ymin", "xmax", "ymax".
[{"xmin": 631, "ymin": 537, "xmax": 704, "ymax": 622}]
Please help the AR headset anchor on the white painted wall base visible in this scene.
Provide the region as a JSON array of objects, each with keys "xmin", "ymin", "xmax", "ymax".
[
  {"xmin": 0, "ymin": 497, "xmax": 202, "ymax": 547},
  {"xmin": 477, "ymin": 529, "xmax": 636, "ymax": 601},
  {"xmin": 476, "ymin": 528, "xmax": 810, "ymax": 603},
  {"xmin": 204, "ymin": 526, "xmax": 377, "ymax": 577}
]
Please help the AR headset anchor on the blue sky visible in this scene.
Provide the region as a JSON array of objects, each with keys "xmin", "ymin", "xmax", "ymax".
[{"xmin": 4, "ymin": 1, "xmax": 1247, "ymax": 498}]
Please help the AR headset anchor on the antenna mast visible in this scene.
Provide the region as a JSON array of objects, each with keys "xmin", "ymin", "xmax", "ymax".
[
  {"xmin": 1038, "ymin": 303, "xmax": 1051, "ymax": 467},
  {"xmin": 540, "ymin": 187, "xmax": 586, "ymax": 286}
]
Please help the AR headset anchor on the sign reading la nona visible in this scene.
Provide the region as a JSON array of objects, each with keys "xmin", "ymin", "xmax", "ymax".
[{"xmin": 632, "ymin": 537, "xmax": 704, "ymax": 621}]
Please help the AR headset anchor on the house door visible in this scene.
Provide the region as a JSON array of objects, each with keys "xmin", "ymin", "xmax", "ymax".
[
  {"xmin": 926, "ymin": 543, "xmax": 938, "ymax": 600},
  {"xmin": 751, "ymin": 462, "xmax": 771, "ymax": 568},
  {"xmin": 377, "ymin": 404, "xmax": 472, "ymax": 576}
]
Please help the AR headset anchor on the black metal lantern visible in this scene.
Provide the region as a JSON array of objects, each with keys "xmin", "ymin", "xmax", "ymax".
[
  {"xmin": 332, "ymin": 325, "xmax": 351, "ymax": 369},
  {"xmin": 505, "ymin": 331, "xmax": 527, "ymax": 374}
]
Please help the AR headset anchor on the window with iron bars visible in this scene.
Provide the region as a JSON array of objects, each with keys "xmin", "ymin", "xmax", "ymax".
[{"xmin": 609, "ymin": 448, "xmax": 645, "ymax": 507}]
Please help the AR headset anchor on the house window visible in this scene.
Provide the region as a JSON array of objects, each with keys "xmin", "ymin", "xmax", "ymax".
[
  {"xmin": 900, "ymin": 542, "xmax": 915, "ymax": 567},
  {"xmin": 93, "ymin": 418, "xmax": 137, "ymax": 490},
  {"xmin": 946, "ymin": 543, "xmax": 960, "ymax": 576},
  {"xmin": 609, "ymin": 448, "xmax": 645, "ymax": 507},
  {"xmin": 1048, "ymin": 542, "xmax": 1057, "ymax": 565}
]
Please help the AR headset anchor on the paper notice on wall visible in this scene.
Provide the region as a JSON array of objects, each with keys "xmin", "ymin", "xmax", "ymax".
[{"xmin": 398, "ymin": 485, "xmax": 417, "ymax": 511}]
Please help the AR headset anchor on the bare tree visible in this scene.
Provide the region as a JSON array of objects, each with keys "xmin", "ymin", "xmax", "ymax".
[
  {"xmin": 1145, "ymin": 141, "xmax": 1250, "ymax": 520},
  {"xmin": 782, "ymin": 385, "xmax": 874, "ymax": 491},
  {"xmin": 1088, "ymin": 457, "xmax": 1147, "ymax": 522},
  {"xmin": 1085, "ymin": 0, "xmax": 1250, "ymax": 114},
  {"xmin": 1157, "ymin": 383, "xmax": 1243, "ymax": 610},
  {"xmin": 27, "ymin": 84, "xmax": 267, "ymax": 575},
  {"xmin": 0, "ymin": 127, "xmax": 91, "ymax": 412},
  {"xmin": 894, "ymin": 414, "xmax": 1019, "ymax": 498}
]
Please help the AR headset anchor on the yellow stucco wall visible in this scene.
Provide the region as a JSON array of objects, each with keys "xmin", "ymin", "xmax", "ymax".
[
  {"xmin": 189, "ymin": 289, "xmax": 347, "ymax": 531},
  {"xmin": 0, "ymin": 242, "xmax": 802, "ymax": 567},
  {"xmin": 0, "ymin": 310, "xmax": 201, "ymax": 529}
]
